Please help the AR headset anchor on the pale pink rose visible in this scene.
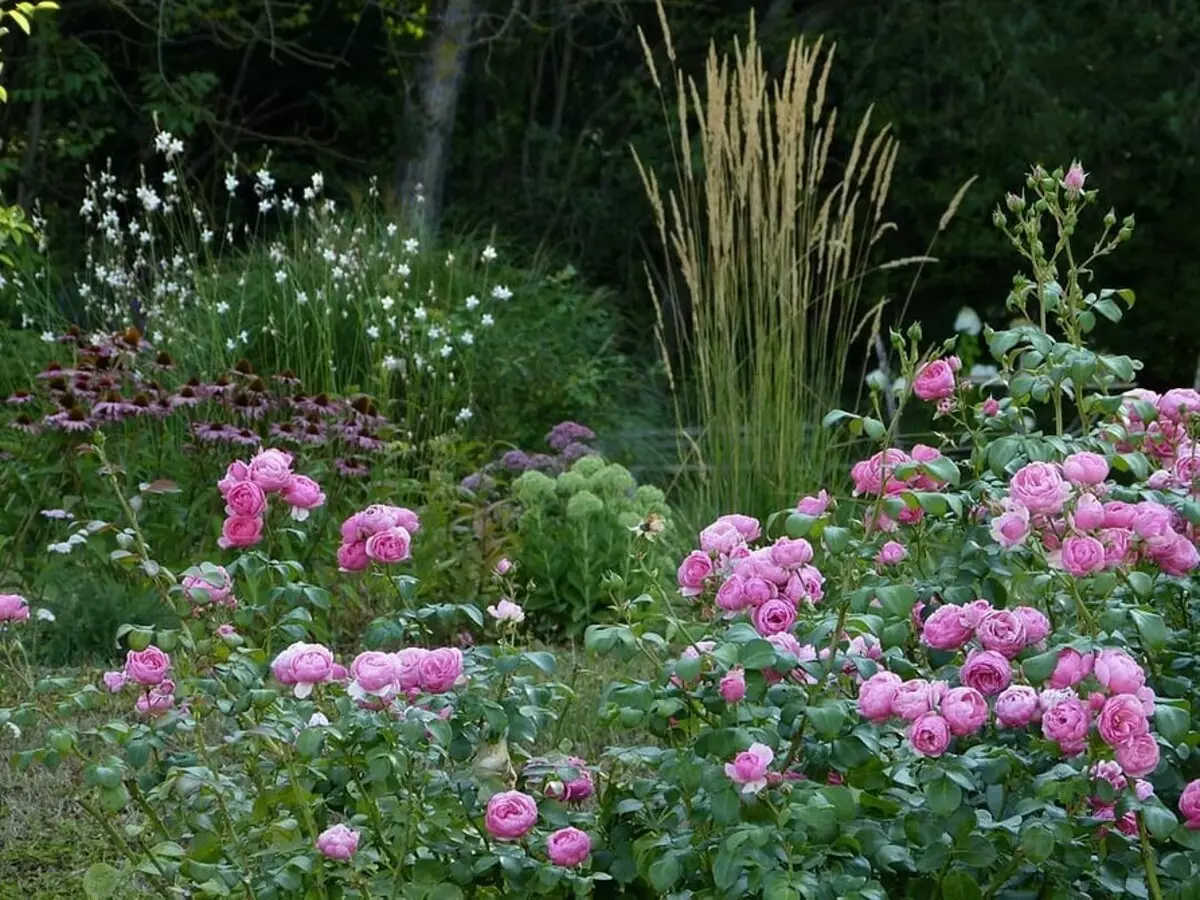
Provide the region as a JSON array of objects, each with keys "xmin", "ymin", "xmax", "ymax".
[
  {"xmin": 913, "ymin": 358, "xmax": 957, "ymax": 401},
  {"xmin": 797, "ymin": 565, "xmax": 825, "ymax": 603},
  {"xmin": 1062, "ymin": 160, "xmax": 1086, "ymax": 194},
  {"xmin": 392, "ymin": 648, "xmax": 428, "ymax": 691},
  {"xmin": 1157, "ymin": 388, "xmax": 1200, "ymax": 423},
  {"xmin": 281, "ymin": 475, "xmax": 326, "ymax": 517},
  {"xmin": 770, "ymin": 537, "xmax": 814, "ymax": 568},
  {"xmin": 907, "ymin": 712, "xmax": 952, "ymax": 756},
  {"xmin": 851, "ymin": 449, "xmax": 912, "ymax": 496},
  {"xmin": 217, "ymin": 624, "xmax": 237, "ymax": 638},
  {"xmin": 961, "ymin": 599, "xmax": 994, "ymax": 629},
  {"xmin": 1102, "ymin": 501, "xmax": 1138, "ymax": 529},
  {"xmin": 698, "ymin": 520, "xmax": 744, "ymax": 556},
  {"xmin": 1099, "ymin": 528, "xmax": 1135, "ymax": 567},
  {"xmin": 1116, "ymin": 733, "xmax": 1160, "ymax": 778},
  {"xmin": 494, "ymin": 557, "xmax": 512, "ymax": 576},
  {"xmin": 921, "ymin": 605, "xmax": 973, "ymax": 651},
  {"xmin": 217, "ymin": 515, "xmax": 263, "ymax": 549},
  {"xmin": 959, "ymin": 650, "xmax": 1013, "ymax": 697},
  {"xmin": 994, "ymin": 685, "xmax": 1039, "ymax": 727},
  {"xmin": 715, "ymin": 575, "xmax": 748, "ymax": 612},
  {"xmin": 135, "ymin": 687, "xmax": 176, "ymax": 717},
  {"xmin": 1048, "ymin": 648, "xmax": 1093, "ymax": 689},
  {"xmin": 991, "ymin": 503, "xmax": 1031, "ymax": 548},
  {"xmin": 102, "ymin": 671, "xmax": 127, "ymax": 692},
  {"xmin": 1132, "ymin": 502, "xmax": 1175, "ymax": 550},
  {"xmin": 337, "ymin": 540, "xmax": 370, "ymax": 572},
  {"xmin": 716, "ymin": 514, "xmax": 762, "ymax": 542},
  {"xmin": 1009, "ymin": 462, "xmax": 1071, "ymax": 516},
  {"xmin": 1014, "ymin": 607, "xmax": 1051, "ymax": 646},
  {"xmin": 546, "ymin": 827, "xmax": 591, "ymax": 867},
  {"xmin": 247, "ymin": 448, "xmax": 294, "ymax": 492},
  {"xmin": 857, "ymin": 671, "xmax": 902, "ymax": 722},
  {"xmin": 1178, "ymin": 779, "xmax": 1200, "ymax": 829},
  {"xmin": 344, "ymin": 504, "xmax": 397, "ymax": 539},
  {"xmin": 981, "ymin": 397, "xmax": 1001, "ymax": 417},
  {"xmin": 216, "ymin": 460, "xmax": 250, "ymax": 496},
  {"xmin": 349, "ymin": 651, "xmax": 397, "ymax": 695},
  {"xmin": 418, "ymin": 647, "xmax": 463, "ymax": 693},
  {"xmin": 942, "ymin": 686, "xmax": 989, "ymax": 736},
  {"xmin": 677, "ymin": 550, "xmax": 714, "ymax": 596},
  {"xmin": 365, "ymin": 526, "xmax": 412, "ymax": 564},
  {"xmin": 485, "ymin": 791, "xmax": 538, "ymax": 840},
  {"xmin": 875, "ymin": 541, "xmax": 908, "ymax": 566},
  {"xmin": 1072, "ymin": 494, "xmax": 1105, "ymax": 531},
  {"xmin": 1039, "ymin": 688, "xmax": 1076, "ymax": 712},
  {"xmin": 742, "ymin": 577, "xmax": 777, "ymax": 608},
  {"xmin": 720, "ymin": 667, "xmax": 747, "ymax": 704},
  {"xmin": 724, "ymin": 742, "xmax": 774, "ymax": 794},
  {"xmin": 1169, "ymin": 453, "xmax": 1200, "ymax": 488},
  {"xmin": 1060, "ymin": 535, "xmax": 1106, "ymax": 577},
  {"xmin": 911, "ymin": 443, "xmax": 943, "ymax": 463},
  {"xmin": 1094, "ymin": 649, "xmax": 1145, "ymax": 695},
  {"xmin": 486, "ymin": 599, "xmax": 525, "ymax": 624},
  {"xmin": 271, "ymin": 641, "xmax": 334, "ymax": 697},
  {"xmin": 1097, "ymin": 694, "xmax": 1150, "ymax": 748},
  {"xmin": 125, "ymin": 646, "xmax": 171, "ymax": 686},
  {"xmin": 384, "ymin": 506, "xmax": 422, "ymax": 534},
  {"xmin": 1091, "ymin": 760, "xmax": 1128, "ymax": 792},
  {"xmin": 752, "ymin": 598, "xmax": 796, "ymax": 637},
  {"xmin": 0, "ymin": 593, "xmax": 30, "ymax": 622},
  {"xmin": 977, "ymin": 610, "xmax": 1027, "ymax": 659},
  {"xmin": 1062, "ymin": 452, "xmax": 1109, "ymax": 486},
  {"xmin": 182, "ymin": 566, "xmax": 235, "ymax": 608},
  {"xmin": 1041, "ymin": 696, "xmax": 1090, "ymax": 747},
  {"xmin": 1157, "ymin": 534, "xmax": 1200, "ymax": 576},
  {"xmin": 315, "ymin": 824, "xmax": 359, "ymax": 860},
  {"xmin": 796, "ymin": 490, "xmax": 831, "ymax": 516},
  {"xmin": 891, "ymin": 679, "xmax": 941, "ymax": 721}
]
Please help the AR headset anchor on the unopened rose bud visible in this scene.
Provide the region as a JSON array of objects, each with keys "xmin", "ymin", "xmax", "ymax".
[
  {"xmin": 1063, "ymin": 161, "xmax": 1086, "ymax": 195},
  {"xmin": 1005, "ymin": 192, "xmax": 1025, "ymax": 213},
  {"xmin": 1103, "ymin": 209, "xmax": 1117, "ymax": 228},
  {"xmin": 992, "ymin": 209, "xmax": 1006, "ymax": 229}
]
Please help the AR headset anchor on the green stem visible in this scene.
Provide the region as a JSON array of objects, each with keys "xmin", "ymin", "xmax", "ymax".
[
  {"xmin": 1138, "ymin": 817, "xmax": 1164, "ymax": 900},
  {"xmin": 76, "ymin": 798, "xmax": 175, "ymax": 900}
]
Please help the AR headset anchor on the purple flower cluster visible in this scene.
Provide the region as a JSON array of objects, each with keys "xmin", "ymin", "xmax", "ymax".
[{"xmin": 459, "ymin": 420, "xmax": 599, "ymax": 494}]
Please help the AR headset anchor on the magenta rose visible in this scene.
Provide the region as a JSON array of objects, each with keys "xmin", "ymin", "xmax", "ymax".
[
  {"xmin": 337, "ymin": 540, "xmax": 370, "ymax": 572},
  {"xmin": 715, "ymin": 575, "xmax": 748, "ymax": 611},
  {"xmin": 102, "ymin": 670, "xmax": 127, "ymax": 692},
  {"xmin": 135, "ymin": 687, "xmax": 176, "ymax": 717},
  {"xmin": 908, "ymin": 712, "xmax": 952, "ymax": 757},
  {"xmin": 752, "ymin": 598, "xmax": 797, "ymax": 637},
  {"xmin": 364, "ymin": 526, "xmax": 412, "ymax": 564},
  {"xmin": 857, "ymin": 671, "xmax": 902, "ymax": 723},
  {"xmin": 315, "ymin": 824, "xmax": 359, "ymax": 860},
  {"xmin": 891, "ymin": 679, "xmax": 942, "ymax": 721},
  {"xmin": 977, "ymin": 610, "xmax": 1027, "ymax": 659},
  {"xmin": 546, "ymin": 827, "xmax": 591, "ymax": 867},
  {"xmin": 1013, "ymin": 607, "xmax": 1051, "ymax": 646},
  {"xmin": 1041, "ymin": 696, "xmax": 1090, "ymax": 746},
  {"xmin": 941, "ymin": 686, "xmax": 989, "ymax": 736},
  {"xmin": 1062, "ymin": 451, "xmax": 1109, "ymax": 486},
  {"xmin": 1097, "ymin": 694, "xmax": 1150, "ymax": 748},
  {"xmin": 1009, "ymin": 462, "xmax": 1071, "ymax": 516},
  {"xmin": 0, "ymin": 593, "xmax": 30, "ymax": 622},
  {"xmin": 994, "ymin": 685, "xmax": 1039, "ymax": 727},
  {"xmin": 724, "ymin": 742, "xmax": 774, "ymax": 793},
  {"xmin": 1115, "ymin": 732, "xmax": 1160, "ymax": 778},
  {"xmin": 418, "ymin": 647, "xmax": 464, "ymax": 693},
  {"xmin": 1060, "ymin": 535, "xmax": 1106, "ymax": 577},
  {"xmin": 1179, "ymin": 779, "xmax": 1200, "ymax": 829},
  {"xmin": 1157, "ymin": 387, "xmax": 1200, "ymax": 423},
  {"xmin": 1103, "ymin": 501, "xmax": 1138, "ymax": 528},
  {"xmin": 1094, "ymin": 649, "xmax": 1146, "ymax": 695},
  {"xmin": 796, "ymin": 490, "xmax": 830, "ymax": 516},
  {"xmin": 546, "ymin": 757, "xmax": 594, "ymax": 803},
  {"xmin": 676, "ymin": 550, "xmax": 714, "ymax": 596},
  {"xmin": 125, "ymin": 646, "xmax": 171, "ymax": 686},
  {"xmin": 720, "ymin": 667, "xmax": 747, "ymax": 704},
  {"xmin": 485, "ymin": 791, "xmax": 539, "ymax": 840},
  {"xmin": 769, "ymin": 537, "xmax": 814, "ymax": 568},
  {"xmin": 217, "ymin": 514, "xmax": 263, "ymax": 550},
  {"xmin": 1158, "ymin": 534, "xmax": 1200, "ymax": 576},
  {"xmin": 851, "ymin": 448, "xmax": 912, "ymax": 496},
  {"xmin": 913, "ymin": 358, "xmax": 957, "ymax": 401},
  {"xmin": 1048, "ymin": 648, "xmax": 1093, "ymax": 689},
  {"xmin": 384, "ymin": 505, "xmax": 421, "ymax": 534},
  {"xmin": 876, "ymin": 541, "xmax": 908, "ymax": 566},
  {"xmin": 715, "ymin": 514, "xmax": 761, "ymax": 542},
  {"xmin": 921, "ymin": 604, "xmax": 973, "ymax": 651},
  {"xmin": 181, "ymin": 566, "xmax": 234, "ymax": 608},
  {"xmin": 224, "ymin": 480, "xmax": 268, "ymax": 518},
  {"xmin": 959, "ymin": 650, "xmax": 1013, "ymax": 697}
]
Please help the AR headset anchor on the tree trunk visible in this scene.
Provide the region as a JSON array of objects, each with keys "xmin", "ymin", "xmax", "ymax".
[{"xmin": 397, "ymin": 0, "xmax": 478, "ymax": 232}]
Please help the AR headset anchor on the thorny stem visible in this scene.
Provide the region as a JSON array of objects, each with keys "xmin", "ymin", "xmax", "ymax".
[{"xmin": 1139, "ymin": 817, "xmax": 1165, "ymax": 900}]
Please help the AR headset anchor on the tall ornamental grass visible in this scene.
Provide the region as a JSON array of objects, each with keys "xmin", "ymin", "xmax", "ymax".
[{"xmin": 634, "ymin": 4, "xmax": 901, "ymax": 520}]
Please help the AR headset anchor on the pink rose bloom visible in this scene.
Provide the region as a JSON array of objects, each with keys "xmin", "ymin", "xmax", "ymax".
[
  {"xmin": 247, "ymin": 448, "xmax": 294, "ymax": 492},
  {"xmin": 218, "ymin": 515, "xmax": 263, "ymax": 550},
  {"xmin": 418, "ymin": 647, "xmax": 464, "ymax": 693},
  {"xmin": 875, "ymin": 541, "xmax": 908, "ymax": 566},
  {"xmin": 316, "ymin": 824, "xmax": 359, "ymax": 860},
  {"xmin": 720, "ymin": 667, "xmax": 747, "ymax": 704},
  {"xmin": 216, "ymin": 460, "xmax": 250, "ymax": 496},
  {"xmin": 125, "ymin": 646, "xmax": 171, "ymax": 686},
  {"xmin": 1048, "ymin": 648, "xmax": 1094, "ymax": 689},
  {"xmin": 1062, "ymin": 452, "xmax": 1110, "ymax": 486},
  {"xmin": 891, "ymin": 679, "xmax": 941, "ymax": 721},
  {"xmin": 223, "ymin": 480, "xmax": 267, "ymax": 518},
  {"xmin": 486, "ymin": 599, "xmax": 525, "ymax": 624},
  {"xmin": 716, "ymin": 513, "xmax": 761, "ymax": 542},
  {"xmin": 337, "ymin": 540, "xmax": 370, "ymax": 572},
  {"xmin": 1072, "ymin": 494, "xmax": 1105, "ymax": 532},
  {"xmin": 1133, "ymin": 502, "xmax": 1175, "ymax": 548},
  {"xmin": 181, "ymin": 566, "xmax": 234, "ymax": 608},
  {"xmin": 1009, "ymin": 462, "xmax": 1071, "ymax": 516},
  {"xmin": 384, "ymin": 506, "xmax": 421, "ymax": 534},
  {"xmin": 365, "ymin": 526, "xmax": 413, "ymax": 564},
  {"xmin": 102, "ymin": 671, "xmax": 127, "ymax": 692},
  {"xmin": 1116, "ymin": 733, "xmax": 1160, "ymax": 778},
  {"xmin": 977, "ymin": 610, "xmax": 1027, "ymax": 659},
  {"xmin": 942, "ymin": 686, "xmax": 989, "ymax": 736},
  {"xmin": 494, "ymin": 557, "xmax": 512, "ymax": 576},
  {"xmin": 857, "ymin": 671, "xmax": 902, "ymax": 723},
  {"xmin": 1158, "ymin": 534, "xmax": 1200, "ymax": 576},
  {"xmin": 344, "ymin": 504, "xmax": 396, "ymax": 539},
  {"xmin": 752, "ymin": 598, "xmax": 796, "ymax": 637},
  {"xmin": 1097, "ymin": 694, "xmax": 1150, "ymax": 748},
  {"xmin": 485, "ymin": 791, "xmax": 538, "ymax": 840},
  {"xmin": 797, "ymin": 565, "xmax": 825, "ymax": 603},
  {"xmin": 852, "ymin": 448, "xmax": 912, "ymax": 496},
  {"xmin": 921, "ymin": 605, "xmax": 973, "ymax": 651},
  {"xmin": 1094, "ymin": 649, "xmax": 1146, "ymax": 695},
  {"xmin": 0, "ymin": 593, "xmax": 30, "ymax": 622},
  {"xmin": 281, "ymin": 475, "xmax": 326, "ymax": 519},
  {"xmin": 981, "ymin": 397, "xmax": 1001, "ymax": 417},
  {"xmin": 960, "ymin": 599, "xmax": 994, "ymax": 629},
  {"xmin": 217, "ymin": 624, "xmax": 237, "ymax": 638},
  {"xmin": 724, "ymin": 742, "xmax": 774, "ymax": 794},
  {"xmin": 715, "ymin": 575, "xmax": 748, "ymax": 612},
  {"xmin": 913, "ymin": 358, "xmax": 957, "ymax": 401},
  {"xmin": 1088, "ymin": 691, "xmax": 1108, "ymax": 712},
  {"xmin": 677, "ymin": 550, "xmax": 714, "ymax": 596},
  {"xmin": 349, "ymin": 651, "xmax": 398, "ymax": 696},
  {"xmin": 1103, "ymin": 501, "xmax": 1138, "ymax": 529},
  {"xmin": 959, "ymin": 650, "xmax": 1013, "ymax": 697},
  {"xmin": 1060, "ymin": 535, "xmax": 1106, "ymax": 577},
  {"xmin": 1063, "ymin": 160, "xmax": 1086, "ymax": 194},
  {"xmin": 742, "ymin": 577, "xmax": 777, "ymax": 608},
  {"xmin": 796, "ymin": 490, "xmax": 831, "ymax": 516},
  {"xmin": 1157, "ymin": 388, "xmax": 1200, "ymax": 423},
  {"xmin": 1099, "ymin": 528, "xmax": 1135, "ymax": 568},
  {"xmin": 135, "ymin": 687, "xmax": 176, "ymax": 718},
  {"xmin": 546, "ymin": 827, "xmax": 591, "ymax": 867},
  {"xmin": 271, "ymin": 641, "xmax": 334, "ymax": 697},
  {"xmin": 546, "ymin": 757, "xmax": 594, "ymax": 803},
  {"xmin": 1179, "ymin": 779, "xmax": 1200, "ymax": 829},
  {"xmin": 908, "ymin": 712, "xmax": 952, "ymax": 757},
  {"xmin": 994, "ymin": 685, "xmax": 1039, "ymax": 727},
  {"xmin": 1014, "ymin": 607, "xmax": 1051, "ymax": 646},
  {"xmin": 699, "ymin": 520, "xmax": 744, "ymax": 556},
  {"xmin": 990, "ymin": 503, "xmax": 1031, "ymax": 549},
  {"xmin": 770, "ymin": 537, "xmax": 814, "ymax": 568},
  {"xmin": 1041, "ymin": 696, "xmax": 1090, "ymax": 746},
  {"xmin": 392, "ymin": 648, "xmax": 428, "ymax": 691},
  {"xmin": 1091, "ymin": 760, "xmax": 1128, "ymax": 792}
]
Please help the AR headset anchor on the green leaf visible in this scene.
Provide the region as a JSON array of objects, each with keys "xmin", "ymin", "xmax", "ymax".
[
  {"xmin": 1022, "ymin": 649, "xmax": 1060, "ymax": 684},
  {"xmin": 940, "ymin": 871, "xmax": 982, "ymax": 900},
  {"xmin": 822, "ymin": 409, "xmax": 859, "ymax": 429},
  {"xmin": 822, "ymin": 526, "xmax": 851, "ymax": 553},
  {"xmin": 921, "ymin": 455, "xmax": 961, "ymax": 486},
  {"xmin": 987, "ymin": 329, "xmax": 1022, "ymax": 358},
  {"xmin": 427, "ymin": 886, "xmax": 465, "ymax": 900},
  {"xmin": 83, "ymin": 863, "xmax": 123, "ymax": 899},
  {"xmin": 875, "ymin": 585, "xmax": 918, "ymax": 618},
  {"xmin": 1127, "ymin": 571, "xmax": 1153, "ymax": 598},
  {"xmin": 1019, "ymin": 824, "xmax": 1055, "ymax": 863},
  {"xmin": 1144, "ymin": 804, "xmax": 1178, "ymax": 840},
  {"xmin": 806, "ymin": 701, "xmax": 847, "ymax": 739},
  {"xmin": 1130, "ymin": 609, "xmax": 1170, "ymax": 652},
  {"xmin": 925, "ymin": 777, "xmax": 962, "ymax": 816},
  {"xmin": 1155, "ymin": 704, "xmax": 1190, "ymax": 746},
  {"xmin": 987, "ymin": 436, "xmax": 1021, "ymax": 476},
  {"xmin": 862, "ymin": 417, "xmax": 886, "ymax": 440},
  {"xmin": 786, "ymin": 513, "xmax": 815, "ymax": 537},
  {"xmin": 648, "ymin": 854, "xmax": 681, "ymax": 892},
  {"xmin": 522, "ymin": 651, "xmax": 556, "ymax": 674},
  {"xmin": 740, "ymin": 639, "xmax": 778, "ymax": 670},
  {"xmin": 294, "ymin": 727, "xmax": 324, "ymax": 759}
]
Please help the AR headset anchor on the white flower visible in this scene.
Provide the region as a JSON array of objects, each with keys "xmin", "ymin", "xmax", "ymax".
[
  {"xmin": 481, "ymin": 314, "xmax": 494, "ymax": 327},
  {"xmin": 403, "ymin": 238, "xmax": 419, "ymax": 254},
  {"xmin": 455, "ymin": 407, "xmax": 473, "ymax": 423},
  {"xmin": 954, "ymin": 306, "xmax": 983, "ymax": 336},
  {"xmin": 308, "ymin": 712, "xmax": 330, "ymax": 728},
  {"xmin": 310, "ymin": 172, "xmax": 324, "ymax": 194},
  {"xmin": 367, "ymin": 326, "xmax": 380, "ymax": 340},
  {"xmin": 274, "ymin": 269, "xmax": 287, "ymax": 284},
  {"xmin": 386, "ymin": 223, "xmax": 398, "ymax": 237},
  {"xmin": 48, "ymin": 542, "xmax": 73, "ymax": 554},
  {"xmin": 216, "ymin": 301, "xmax": 230, "ymax": 315},
  {"xmin": 397, "ymin": 263, "xmax": 411, "ymax": 278},
  {"xmin": 256, "ymin": 168, "xmax": 275, "ymax": 193},
  {"xmin": 35, "ymin": 608, "xmax": 55, "ymax": 622},
  {"xmin": 239, "ymin": 330, "xmax": 249, "ymax": 344},
  {"xmin": 486, "ymin": 598, "xmax": 524, "ymax": 624},
  {"xmin": 464, "ymin": 294, "xmax": 479, "ymax": 310},
  {"xmin": 201, "ymin": 228, "xmax": 214, "ymax": 244},
  {"xmin": 40, "ymin": 509, "xmax": 74, "ymax": 520},
  {"xmin": 296, "ymin": 291, "xmax": 308, "ymax": 305},
  {"xmin": 382, "ymin": 355, "xmax": 400, "ymax": 371},
  {"xmin": 152, "ymin": 331, "xmax": 164, "ymax": 344},
  {"xmin": 40, "ymin": 331, "xmax": 56, "ymax": 343},
  {"xmin": 162, "ymin": 170, "xmax": 178, "ymax": 186},
  {"xmin": 481, "ymin": 245, "xmax": 498, "ymax": 262},
  {"xmin": 380, "ymin": 295, "xmax": 394, "ymax": 311},
  {"xmin": 491, "ymin": 285, "xmax": 512, "ymax": 301},
  {"xmin": 4, "ymin": 721, "xmax": 21, "ymax": 739},
  {"xmin": 445, "ymin": 252, "xmax": 455, "ymax": 265},
  {"xmin": 439, "ymin": 344, "xmax": 453, "ymax": 358},
  {"xmin": 225, "ymin": 172, "xmax": 239, "ymax": 193},
  {"xmin": 460, "ymin": 331, "xmax": 474, "ymax": 346},
  {"xmin": 226, "ymin": 338, "xmax": 236, "ymax": 351},
  {"xmin": 414, "ymin": 306, "xmax": 427, "ymax": 321}
]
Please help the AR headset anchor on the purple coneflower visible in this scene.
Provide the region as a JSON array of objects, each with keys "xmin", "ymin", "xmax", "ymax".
[{"xmin": 335, "ymin": 456, "xmax": 370, "ymax": 478}]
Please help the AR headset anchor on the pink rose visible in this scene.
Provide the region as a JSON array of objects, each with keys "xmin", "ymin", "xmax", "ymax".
[
  {"xmin": 1179, "ymin": 779, "xmax": 1200, "ymax": 829},
  {"xmin": 281, "ymin": 475, "xmax": 326, "ymax": 517},
  {"xmin": 908, "ymin": 712, "xmax": 952, "ymax": 757},
  {"xmin": 1133, "ymin": 502, "xmax": 1175, "ymax": 548},
  {"xmin": 316, "ymin": 824, "xmax": 359, "ymax": 860},
  {"xmin": 715, "ymin": 575, "xmax": 748, "ymax": 612},
  {"xmin": 851, "ymin": 449, "xmax": 912, "ymax": 496},
  {"xmin": 994, "ymin": 685, "xmax": 1039, "ymax": 727},
  {"xmin": 349, "ymin": 651, "xmax": 397, "ymax": 695},
  {"xmin": 796, "ymin": 490, "xmax": 831, "ymax": 516},
  {"xmin": 1097, "ymin": 694, "xmax": 1150, "ymax": 748},
  {"xmin": 1041, "ymin": 696, "xmax": 1090, "ymax": 746},
  {"xmin": 102, "ymin": 671, "xmax": 127, "ymax": 692},
  {"xmin": 135, "ymin": 687, "xmax": 176, "ymax": 718},
  {"xmin": 1094, "ymin": 649, "xmax": 1146, "ymax": 695},
  {"xmin": 223, "ymin": 480, "xmax": 267, "ymax": 518},
  {"xmin": 977, "ymin": 610, "xmax": 1027, "ymax": 659},
  {"xmin": 959, "ymin": 650, "xmax": 1013, "ymax": 697},
  {"xmin": 1115, "ymin": 733, "xmax": 1160, "ymax": 778},
  {"xmin": 990, "ymin": 504, "xmax": 1031, "ymax": 548},
  {"xmin": 546, "ymin": 827, "xmax": 591, "ymax": 867},
  {"xmin": 857, "ymin": 671, "xmax": 902, "ymax": 723},
  {"xmin": 418, "ymin": 647, "xmax": 463, "ymax": 693},
  {"xmin": 337, "ymin": 540, "xmax": 370, "ymax": 572},
  {"xmin": 125, "ymin": 646, "xmax": 171, "ymax": 686},
  {"xmin": 1103, "ymin": 501, "xmax": 1138, "ymax": 529},
  {"xmin": 1091, "ymin": 760, "xmax": 1128, "ymax": 792},
  {"xmin": 181, "ymin": 566, "xmax": 234, "ymax": 608},
  {"xmin": 1158, "ymin": 534, "xmax": 1199, "ymax": 576},
  {"xmin": 961, "ymin": 599, "xmax": 994, "ymax": 629},
  {"xmin": 677, "ymin": 550, "xmax": 714, "ymax": 596},
  {"xmin": 0, "ymin": 593, "xmax": 30, "ymax": 622},
  {"xmin": 1157, "ymin": 388, "xmax": 1200, "ymax": 423},
  {"xmin": 891, "ymin": 679, "xmax": 942, "ymax": 721},
  {"xmin": 271, "ymin": 641, "xmax": 334, "ymax": 697},
  {"xmin": 485, "ymin": 790, "xmax": 539, "ymax": 840},
  {"xmin": 364, "ymin": 526, "xmax": 412, "ymax": 564},
  {"xmin": 494, "ymin": 557, "xmax": 512, "ymax": 576},
  {"xmin": 217, "ymin": 515, "xmax": 263, "ymax": 550},
  {"xmin": 875, "ymin": 541, "xmax": 908, "ymax": 566},
  {"xmin": 720, "ymin": 667, "xmax": 747, "ymax": 704},
  {"xmin": 392, "ymin": 648, "xmax": 428, "ymax": 691},
  {"xmin": 752, "ymin": 598, "xmax": 796, "ymax": 637},
  {"xmin": 913, "ymin": 358, "xmax": 957, "ymax": 401},
  {"xmin": 716, "ymin": 514, "xmax": 761, "ymax": 542},
  {"xmin": 1014, "ymin": 607, "xmax": 1051, "ymax": 646},
  {"xmin": 546, "ymin": 757, "xmax": 594, "ymax": 803},
  {"xmin": 1099, "ymin": 528, "xmax": 1135, "ymax": 568},
  {"xmin": 941, "ymin": 686, "xmax": 989, "ymax": 736},
  {"xmin": 1072, "ymin": 494, "xmax": 1105, "ymax": 531},
  {"xmin": 770, "ymin": 537, "xmax": 814, "ymax": 568},
  {"xmin": 1060, "ymin": 535, "xmax": 1106, "ymax": 577},
  {"xmin": 699, "ymin": 520, "xmax": 744, "ymax": 556},
  {"xmin": 1048, "ymin": 648, "xmax": 1093, "ymax": 689},
  {"xmin": 216, "ymin": 460, "xmax": 250, "ymax": 496},
  {"xmin": 1009, "ymin": 462, "xmax": 1071, "ymax": 516},
  {"xmin": 1062, "ymin": 452, "xmax": 1109, "ymax": 486},
  {"xmin": 921, "ymin": 605, "xmax": 973, "ymax": 651},
  {"xmin": 385, "ymin": 506, "xmax": 422, "ymax": 534},
  {"xmin": 981, "ymin": 397, "xmax": 1000, "ymax": 417},
  {"xmin": 247, "ymin": 448, "xmax": 294, "ymax": 492},
  {"xmin": 486, "ymin": 599, "xmax": 525, "ymax": 624},
  {"xmin": 724, "ymin": 742, "xmax": 774, "ymax": 793},
  {"xmin": 797, "ymin": 565, "xmax": 825, "ymax": 603}
]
